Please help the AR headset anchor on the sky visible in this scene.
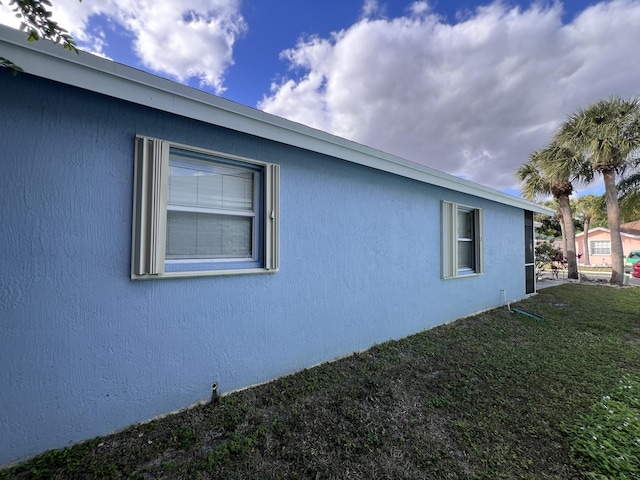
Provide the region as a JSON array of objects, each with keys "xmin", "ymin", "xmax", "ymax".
[{"xmin": 2, "ymin": 0, "xmax": 640, "ymax": 197}]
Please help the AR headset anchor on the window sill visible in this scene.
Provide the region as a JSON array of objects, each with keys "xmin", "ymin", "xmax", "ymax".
[
  {"xmin": 131, "ymin": 267, "xmax": 278, "ymax": 280},
  {"xmin": 442, "ymin": 272, "xmax": 483, "ymax": 280}
]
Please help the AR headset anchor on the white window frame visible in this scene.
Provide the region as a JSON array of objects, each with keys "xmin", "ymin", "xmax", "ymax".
[
  {"xmin": 441, "ymin": 201, "xmax": 484, "ymax": 279},
  {"xmin": 590, "ymin": 240, "xmax": 611, "ymax": 256},
  {"xmin": 131, "ymin": 135, "xmax": 279, "ymax": 279}
]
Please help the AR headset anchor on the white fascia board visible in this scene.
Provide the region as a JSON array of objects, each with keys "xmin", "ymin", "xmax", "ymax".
[
  {"xmin": 620, "ymin": 230, "xmax": 640, "ymax": 239},
  {"xmin": 576, "ymin": 227, "xmax": 640, "ymax": 239},
  {"xmin": 0, "ymin": 25, "xmax": 552, "ymax": 216},
  {"xmin": 577, "ymin": 227, "xmax": 609, "ymax": 236},
  {"xmin": 591, "ymin": 228, "xmax": 610, "ymax": 234}
]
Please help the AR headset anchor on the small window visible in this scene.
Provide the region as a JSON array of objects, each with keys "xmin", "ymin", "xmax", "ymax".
[
  {"xmin": 590, "ymin": 240, "xmax": 611, "ymax": 256},
  {"xmin": 442, "ymin": 201, "xmax": 484, "ymax": 279},
  {"xmin": 131, "ymin": 136, "xmax": 279, "ymax": 279}
]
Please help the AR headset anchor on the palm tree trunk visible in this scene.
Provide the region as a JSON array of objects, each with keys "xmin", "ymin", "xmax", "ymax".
[
  {"xmin": 558, "ymin": 195, "xmax": 578, "ymax": 279},
  {"xmin": 602, "ymin": 169, "xmax": 625, "ymax": 285},
  {"xmin": 582, "ymin": 216, "xmax": 591, "ymax": 266},
  {"xmin": 558, "ymin": 211, "xmax": 568, "ymax": 260}
]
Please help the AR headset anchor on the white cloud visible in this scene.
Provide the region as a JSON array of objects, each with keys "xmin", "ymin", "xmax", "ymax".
[
  {"xmin": 259, "ymin": 0, "xmax": 640, "ymax": 192},
  {"xmin": 0, "ymin": 0, "xmax": 246, "ymax": 93},
  {"xmin": 408, "ymin": 1, "xmax": 431, "ymax": 17},
  {"xmin": 361, "ymin": 0, "xmax": 381, "ymax": 18}
]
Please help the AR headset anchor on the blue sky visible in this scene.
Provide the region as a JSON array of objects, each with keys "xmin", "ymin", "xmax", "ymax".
[
  {"xmin": 1, "ymin": 0, "xmax": 638, "ymax": 196},
  {"xmin": 226, "ymin": 0, "xmax": 594, "ymax": 107}
]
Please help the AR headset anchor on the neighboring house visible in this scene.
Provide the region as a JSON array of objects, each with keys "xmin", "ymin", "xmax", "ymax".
[
  {"xmin": 575, "ymin": 221, "xmax": 640, "ymax": 266},
  {"xmin": 0, "ymin": 25, "xmax": 551, "ymax": 466}
]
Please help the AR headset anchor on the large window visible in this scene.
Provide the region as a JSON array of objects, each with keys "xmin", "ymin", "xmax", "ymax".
[
  {"xmin": 131, "ymin": 136, "xmax": 279, "ymax": 279},
  {"xmin": 590, "ymin": 240, "xmax": 611, "ymax": 256},
  {"xmin": 442, "ymin": 201, "xmax": 484, "ymax": 279}
]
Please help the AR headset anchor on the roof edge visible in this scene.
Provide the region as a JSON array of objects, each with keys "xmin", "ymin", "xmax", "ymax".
[{"xmin": 575, "ymin": 227, "xmax": 640, "ymax": 239}]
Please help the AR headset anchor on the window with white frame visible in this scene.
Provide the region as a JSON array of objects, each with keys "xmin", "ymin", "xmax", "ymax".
[
  {"xmin": 590, "ymin": 240, "xmax": 611, "ymax": 255},
  {"xmin": 131, "ymin": 136, "xmax": 279, "ymax": 279},
  {"xmin": 441, "ymin": 201, "xmax": 484, "ymax": 279}
]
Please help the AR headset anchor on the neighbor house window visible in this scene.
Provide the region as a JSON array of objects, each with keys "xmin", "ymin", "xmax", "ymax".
[
  {"xmin": 131, "ymin": 136, "xmax": 279, "ymax": 279},
  {"xmin": 441, "ymin": 201, "xmax": 484, "ymax": 279},
  {"xmin": 590, "ymin": 240, "xmax": 611, "ymax": 255}
]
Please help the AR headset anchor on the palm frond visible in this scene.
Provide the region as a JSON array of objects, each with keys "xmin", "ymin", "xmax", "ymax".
[
  {"xmin": 617, "ymin": 171, "xmax": 640, "ymax": 197},
  {"xmin": 555, "ymin": 97, "xmax": 640, "ymax": 173},
  {"xmin": 620, "ymin": 191, "xmax": 640, "ymax": 222},
  {"xmin": 516, "ymin": 154, "xmax": 551, "ymax": 201}
]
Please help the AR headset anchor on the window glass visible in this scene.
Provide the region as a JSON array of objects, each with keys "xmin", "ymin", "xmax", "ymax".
[
  {"xmin": 457, "ymin": 209, "xmax": 474, "ymax": 270},
  {"xmin": 590, "ymin": 241, "xmax": 611, "ymax": 255},
  {"xmin": 166, "ymin": 212, "xmax": 252, "ymax": 259},
  {"xmin": 166, "ymin": 150, "xmax": 257, "ymax": 263},
  {"xmin": 457, "ymin": 240, "xmax": 473, "ymax": 270},
  {"xmin": 169, "ymin": 157, "xmax": 254, "ymax": 211},
  {"xmin": 457, "ymin": 209, "xmax": 473, "ymax": 239}
]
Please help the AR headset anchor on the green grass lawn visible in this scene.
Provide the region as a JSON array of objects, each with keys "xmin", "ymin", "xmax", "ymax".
[{"xmin": 3, "ymin": 284, "xmax": 639, "ymax": 479}]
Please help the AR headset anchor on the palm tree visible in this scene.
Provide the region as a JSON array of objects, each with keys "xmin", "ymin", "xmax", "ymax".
[
  {"xmin": 517, "ymin": 147, "xmax": 582, "ymax": 279},
  {"xmin": 555, "ymin": 97, "xmax": 640, "ymax": 285},
  {"xmin": 573, "ymin": 194, "xmax": 606, "ymax": 266}
]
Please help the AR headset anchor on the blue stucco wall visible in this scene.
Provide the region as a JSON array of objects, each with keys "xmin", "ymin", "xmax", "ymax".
[{"xmin": 0, "ymin": 71, "xmax": 526, "ymax": 465}]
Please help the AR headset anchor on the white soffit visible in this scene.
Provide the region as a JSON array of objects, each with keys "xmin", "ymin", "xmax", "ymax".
[{"xmin": 0, "ymin": 25, "xmax": 553, "ymax": 215}]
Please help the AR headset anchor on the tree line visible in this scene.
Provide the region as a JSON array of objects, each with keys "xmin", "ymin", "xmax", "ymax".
[{"xmin": 517, "ymin": 97, "xmax": 640, "ymax": 286}]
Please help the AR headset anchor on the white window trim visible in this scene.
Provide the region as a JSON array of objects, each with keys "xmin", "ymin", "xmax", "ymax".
[
  {"xmin": 441, "ymin": 201, "xmax": 484, "ymax": 279},
  {"xmin": 131, "ymin": 135, "xmax": 280, "ymax": 279}
]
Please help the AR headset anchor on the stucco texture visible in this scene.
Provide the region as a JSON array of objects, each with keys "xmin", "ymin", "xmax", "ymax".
[{"xmin": 0, "ymin": 70, "xmax": 527, "ymax": 465}]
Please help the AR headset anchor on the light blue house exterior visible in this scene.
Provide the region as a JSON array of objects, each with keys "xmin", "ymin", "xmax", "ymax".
[{"xmin": 0, "ymin": 25, "xmax": 550, "ymax": 466}]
